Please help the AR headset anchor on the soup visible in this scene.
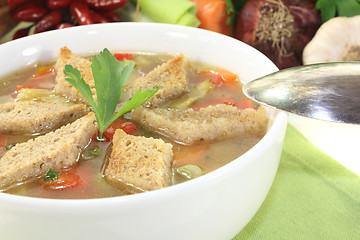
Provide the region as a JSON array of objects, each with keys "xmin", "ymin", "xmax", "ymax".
[{"xmin": 0, "ymin": 47, "xmax": 268, "ymax": 199}]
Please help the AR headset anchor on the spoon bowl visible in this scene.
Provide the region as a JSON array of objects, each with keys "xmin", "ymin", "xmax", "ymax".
[{"xmin": 243, "ymin": 62, "xmax": 360, "ymax": 124}]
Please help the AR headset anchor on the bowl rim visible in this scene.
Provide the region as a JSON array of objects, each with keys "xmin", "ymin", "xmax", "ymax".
[{"xmin": 0, "ymin": 22, "xmax": 287, "ymax": 209}]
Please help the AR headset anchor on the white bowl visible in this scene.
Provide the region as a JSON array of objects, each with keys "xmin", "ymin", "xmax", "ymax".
[{"xmin": 0, "ymin": 23, "xmax": 287, "ymax": 240}]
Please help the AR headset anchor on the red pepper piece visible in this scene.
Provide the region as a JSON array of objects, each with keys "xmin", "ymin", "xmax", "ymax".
[
  {"xmin": 103, "ymin": 118, "xmax": 137, "ymax": 141},
  {"xmin": 113, "ymin": 53, "xmax": 133, "ymax": 61}
]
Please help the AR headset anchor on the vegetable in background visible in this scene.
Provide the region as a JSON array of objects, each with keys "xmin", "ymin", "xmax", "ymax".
[
  {"xmin": 64, "ymin": 48, "xmax": 159, "ymax": 139},
  {"xmin": 8, "ymin": 0, "xmax": 126, "ymax": 38},
  {"xmin": 316, "ymin": 0, "xmax": 360, "ymax": 22},
  {"xmin": 190, "ymin": 0, "xmax": 232, "ymax": 35},
  {"xmin": 234, "ymin": 0, "xmax": 321, "ymax": 69}
]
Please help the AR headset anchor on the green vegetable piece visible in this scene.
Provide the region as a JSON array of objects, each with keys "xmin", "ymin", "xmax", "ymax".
[
  {"xmin": 15, "ymin": 88, "xmax": 71, "ymax": 104},
  {"xmin": 43, "ymin": 168, "xmax": 60, "ymax": 181},
  {"xmin": 82, "ymin": 146, "xmax": 101, "ymax": 160},
  {"xmin": 316, "ymin": 0, "xmax": 360, "ymax": 22},
  {"xmin": 167, "ymin": 79, "xmax": 215, "ymax": 110},
  {"xmin": 64, "ymin": 48, "xmax": 160, "ymax": 139},
  {"xmin": 4, "ymin": 144, "xmax": 16, "ymax": 150},
  {"xmin": 175, "ymin": 164, "xmax": 203, "ymax": 180}
]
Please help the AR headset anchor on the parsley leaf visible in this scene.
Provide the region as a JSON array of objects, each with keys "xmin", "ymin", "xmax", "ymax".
[
  {"xmin": 43, "ymin": 168, "xmax": 59, "ymax": 181},
  {"xmin": 316, "ymin": 0, "xmax": 360, "ymax": 22},
  {"xmin": 64, "ymin": 48, "xmax": 160, "ymax": 139},
  {"xmin": 4, "ymin": 144, "xmax": 16, "ymax": 150}
]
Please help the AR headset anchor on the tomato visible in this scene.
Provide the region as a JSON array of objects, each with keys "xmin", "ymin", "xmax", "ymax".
[
  {"xmin": 41, "ymin": 166, "xmax": 91, "ymax": 190},
  {"xmin": 113, "ymin": 53, "xmax": 133, "ymax": 61},
  {"xmin": 103, "ymin": 118, "xmax": 137, "ymax": 141}
]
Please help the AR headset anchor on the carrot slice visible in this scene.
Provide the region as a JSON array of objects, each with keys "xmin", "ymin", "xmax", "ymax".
[
  {"xmin": 190, "ymin": 0, "xmax": 231, "ymax": 35},
  {"xmin": 173, "ymin": 143, "xmax": 209, "ymax": 168},
  {"xmin": 32, "ymin": 66, "xmax": 54, "ymax": 78},
  {"xmin": 16, "ymin": 85, "xmax": 35, "ymax": 92},
  {"xmin": 210, "ymin": 69, "xmax": 239, "ymax": 85}
]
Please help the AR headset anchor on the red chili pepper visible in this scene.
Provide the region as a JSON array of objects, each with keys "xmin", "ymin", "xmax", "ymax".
[
  {"xmin": 15, "ymin": 0, "xmax": 47, "ymax": 12},
  {"xmin": 47, "ymin": 0, "xmax": 73, "ymax": 9},
  {"xmin": 70, "ymin": 0, "xmax": 94, "ymax": 25},
  {"xmin": 7, "ymin": 0, "xmax": 27, "ymax": 8},
  {"xmin": 13, "ymin": 7, "xmax": 49, "ymax": 22},
  {"xmin": 12, "ymin": 27, "xmax": 31, "ymax": 40},
  {"xmin": 101, "ymin": 10, "xmax": 121, "ymax": 22},
  {"xmin": 85, "ymin": 0, "xmax": 128, "ymax": 10},
  {"xmin": 57, "ymin": 23, "xmax": 75, "ymax": 29},
  {"xmin": 91, "ymin": 10, "xmax": 110, "ymax": 23},
  {"xmin": 34, "ymin": 10, "xmax": 64, "ymax": 33}
]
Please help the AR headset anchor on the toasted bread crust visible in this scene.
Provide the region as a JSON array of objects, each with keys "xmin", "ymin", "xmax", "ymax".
[
  {"xmin": 0, "ymin": 101, "xmax": 89, "ymax": 134},
  {"xmin": 0, "ymin": 112, "xmax": 97, "ymax": 190},
  {"xmin": 105, "ymin": 129, "xmax": 173, "ymax": 191},
  {"xmin": 131, "ymin": 105, "xmax": 269, "ymax": 145},
  {"xmin": 54, "ymin": 47, "xmax": 96, "ymax": 104},
  {"xmin": 126, "ymin": 54, "xmax": 189, "ymax": 108}
]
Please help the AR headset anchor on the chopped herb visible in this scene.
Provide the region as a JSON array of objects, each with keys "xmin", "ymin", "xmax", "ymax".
[
  {"xmin": 205, "ymin": 155, "xmax": 211, "ymax": 160},
  {"xmin": 4, "ymin": 144, "xmax": 15, "ymax": 150},
  {"xmin": 43, "ymin": 168, "xmax": 60, "ymax": 181},
  {"xmin": 82, "ymin": 146, "xmax": 100, "ymax": 160},
  {"xmin": 199, "ymin": 138, "xmax": 205, "ymax": 141},
  {"xmin": 64, "ymin": 48, "xmax": 160, "ymax": 139}
]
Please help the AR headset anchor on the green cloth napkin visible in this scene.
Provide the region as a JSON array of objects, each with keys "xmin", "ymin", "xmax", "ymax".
[
  {"xmin": 135, "ymin": 0, "xmax": 200, "ymax": 27},
  {"xmin": 234, "ymin": 124, "xmax": 360, "ymax": 239}
]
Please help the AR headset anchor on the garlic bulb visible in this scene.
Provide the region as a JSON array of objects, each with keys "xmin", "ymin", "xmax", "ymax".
[{"xmin": 303, "ymin": 15, "xmax": 360, "ymax": 64}]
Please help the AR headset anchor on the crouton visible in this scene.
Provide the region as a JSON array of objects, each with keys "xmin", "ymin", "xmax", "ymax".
[
  {"xmin": 131, "ymin": 104, "xmax": 269, "ymax": 145},
  {"xmin": 104, "ymin": 129, "xmax": 173, "ymax": 191},
  {"xmin": 125, "ymin": 54, "xmax": 189, "ymax": 108},
  {"xmin": 0, "ymin": 100, "xmax": 89, "ymax": 134},
  {"xmin": 53, "ymin": 46, "xmax": 96, "ymax": 104},
  {"xmin": 0, "ymin": 112, "xmax": 97, "ymax": 190}
]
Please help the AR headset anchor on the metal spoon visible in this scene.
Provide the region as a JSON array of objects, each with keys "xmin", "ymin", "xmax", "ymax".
[{"xmin": 243, "ymin": 62, "xmax": 360, "ymax": 124}]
